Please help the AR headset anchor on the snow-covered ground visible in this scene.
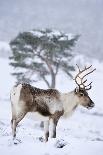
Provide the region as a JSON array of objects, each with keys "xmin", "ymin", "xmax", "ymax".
[{"xmin": 0, "ymin": 57, "xmax": 103, "ymax": 155}]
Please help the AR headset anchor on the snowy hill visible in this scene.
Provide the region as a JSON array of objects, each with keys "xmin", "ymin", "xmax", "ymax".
[{"xmin": 0, "ymin": 57, "xmax": 103, "ymax": 155}]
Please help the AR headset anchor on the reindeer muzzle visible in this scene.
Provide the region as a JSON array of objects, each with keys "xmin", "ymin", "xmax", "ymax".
[{"xmin": 87, "ymin": 101, "xmax": 95, "ymax": 109}]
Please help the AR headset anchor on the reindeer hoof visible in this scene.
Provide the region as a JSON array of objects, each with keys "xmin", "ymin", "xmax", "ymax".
[
  {"xmin": 37, "ymin": 136, "xmax": 48, "ymax": 142},
  {"xmin": 13, "ymin": 138, "xmax": 22, "ymax": 145},
  {"xmin": 37, "ymin": 136, "xmax": 44, "ymax": 142}
]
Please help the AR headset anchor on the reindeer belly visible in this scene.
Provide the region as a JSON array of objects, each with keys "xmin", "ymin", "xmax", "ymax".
[{"xmin": 26, "ymin": 112, "xmax": 49, "ymax": 121}]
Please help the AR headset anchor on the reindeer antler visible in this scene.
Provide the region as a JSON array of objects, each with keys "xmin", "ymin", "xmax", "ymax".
[{"xmin": 75, "ymin": 64, "xmax": 96, "ymax": 90}]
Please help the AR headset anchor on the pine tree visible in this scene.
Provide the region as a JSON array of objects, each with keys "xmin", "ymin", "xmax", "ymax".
[{"xmin": 9, "ymin": 29, "xmax": 79, "ymax": 88}]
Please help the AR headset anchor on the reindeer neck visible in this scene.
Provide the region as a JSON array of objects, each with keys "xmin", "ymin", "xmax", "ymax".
[{"xmin": 60, "ymin": 91, "xmax": 78, "ymax": 117}]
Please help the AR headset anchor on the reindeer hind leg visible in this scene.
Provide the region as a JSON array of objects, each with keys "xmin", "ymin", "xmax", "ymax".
[
  {"xmin": 11, "ymin": 119, "xmax": 17, "ymax": 140},
  {"xmin": 11, "ymin": 104, "xmax": 17, "ymax": 141},
  {"xmin": 11, "ymin": 110, "xmax": 27, "ymax": 144},
  {"xmin": 16, "ymin": 111, "xmax": 27, "ymax": 125}
]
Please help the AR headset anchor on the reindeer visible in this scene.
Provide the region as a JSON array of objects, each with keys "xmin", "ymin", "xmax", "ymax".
[{"xmin": 10, "ymin": 65, "xmax": 96, "ymax": 143}]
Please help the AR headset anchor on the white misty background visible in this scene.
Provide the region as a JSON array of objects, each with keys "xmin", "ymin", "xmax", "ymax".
[
  {"xmin": 0, "ymin": 0, "xmax": 103, "ymax": 155},
  {"xmin": 0, "ymin": 0, "xmax": 103, "ymax": 59}
]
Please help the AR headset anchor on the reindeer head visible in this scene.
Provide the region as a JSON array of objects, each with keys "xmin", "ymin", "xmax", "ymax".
[{"xmin": 74, "ymin": 65, "xmax": 96, "ymax": 109}]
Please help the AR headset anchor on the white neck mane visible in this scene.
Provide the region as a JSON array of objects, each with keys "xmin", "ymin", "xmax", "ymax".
[{"xmin": 60, "ymin": 91, "xmax": 79, "ymax": 118}]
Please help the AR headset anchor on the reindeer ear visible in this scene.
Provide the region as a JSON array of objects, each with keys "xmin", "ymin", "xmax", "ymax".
[{"xmin": 75, "ymin": 87, "xmax": 79, "ymax": 93}]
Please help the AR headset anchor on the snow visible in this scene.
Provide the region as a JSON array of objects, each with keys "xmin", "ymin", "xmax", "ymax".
[
  {"xmin": 0, "ymin": 56, "xmax": 103, "ymax": 155},
  {"xmin": 29, "ymin": 29, "xmax": 75, "ymax": 41},
  {"xmin": 29, "ymin": 30, "xmax": 44, "ymax": 37},
  {"xmin": 24, "ymin": 45, "xmax": 33, "ymax": 50},
  {"xmin": 66, "ymin": 33, "xmax": 75, "ymax": 40}
]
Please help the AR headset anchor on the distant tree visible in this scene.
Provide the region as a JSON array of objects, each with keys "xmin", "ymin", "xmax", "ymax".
[{"xmin": 9, "ymin": 29, "xmax": 79, "ymax": 88}]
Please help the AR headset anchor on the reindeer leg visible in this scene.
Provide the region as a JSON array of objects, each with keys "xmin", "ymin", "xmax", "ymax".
[
  {"xmin": 16, "ymin": 111, "xmax": 27, "ymax": 125},
  {"xmin": 11, "ymin": 104, "xmax": 17, "ymax": 142},
  {"xmin": 44, "ymin": 121, "xmax": 49, "ymax": 142},
  {"xmin": 11, "ymin": 119, "xmax": 17, "ymax": 141},
  {"xmin": 11, "ymin": 111, "xmax": 27, "ymax": 144},
  {"xmin": 50, "ymin": 118, "xmax": 57, "ymax": 138},
  {"xmin": 50, "ymin": 111, "xmax": 63, "ymax": 139}
]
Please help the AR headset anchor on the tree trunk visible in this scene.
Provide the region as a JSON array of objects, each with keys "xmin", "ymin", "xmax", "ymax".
[{"xmin": 51, "ymin": 72, "xmax": 56, "ymax": 88}]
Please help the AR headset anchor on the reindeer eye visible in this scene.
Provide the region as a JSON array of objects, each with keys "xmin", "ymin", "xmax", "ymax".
[{"xmin": 80, "ymin": 93, "xmax": 84, "ymax": 96}]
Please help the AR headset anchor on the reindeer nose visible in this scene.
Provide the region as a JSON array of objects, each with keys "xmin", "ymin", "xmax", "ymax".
[{"xmin": 90, "ymin": 101, "xmax": 95, "ymax": 107}]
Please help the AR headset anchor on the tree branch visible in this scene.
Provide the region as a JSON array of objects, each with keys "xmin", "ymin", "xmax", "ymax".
[
  {"xmin": 41, "ymin": 75, "xmax": 50, "ymax": 88},
  {"xmin": 54, "ymin": 59, "xmax": 61, "ymax": 76}
]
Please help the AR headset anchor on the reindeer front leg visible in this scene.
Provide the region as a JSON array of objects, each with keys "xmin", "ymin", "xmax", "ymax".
[
  {"xmin": 50, "ymin": 111, "xmax": 64, "ymax": 139},
  {"xmin": 44, "ymin": 121, "xmax": 49, "ymax": 142},
  {"xmin": 50, "ymin": 118, "xmax": 57, "ymax": 138}
]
